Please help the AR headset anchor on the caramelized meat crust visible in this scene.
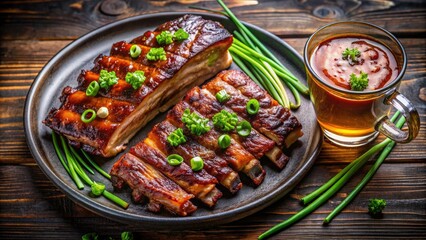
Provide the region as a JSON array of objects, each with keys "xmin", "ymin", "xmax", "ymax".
[
  {"xmin": 110, "ymin": 153, "xmax": 197, "ymax": 216},
  {"xmin": 167, "ymin": 101, "xmax": 266, "ymax": 186},
  {"xmin": 203, "ymin": 70, "xmax": 303, "ymax": 148},
  {"xmin": 109, "ymin": 70, "xmax": 303, "ymax": 216},
  {"xmin": 148, "ymin": 121, "xmax": 242, "ymax": 194},
  {"xmin": 130, "ymin": 141, "xmax": 222, "ymax": 207},
  {"xmin": 184, "ymin": 87, "xmax": 275, "ymax": 159},
  {"xmin": 43, "ymin": 15, "xmax": 233, "ymax": 157}
]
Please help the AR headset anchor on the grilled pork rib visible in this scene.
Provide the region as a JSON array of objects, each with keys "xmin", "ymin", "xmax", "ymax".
[
  {"xmin": 131, "ymin": 140, "xmax": 222, "ymax": 207},
  {"xmin": 184, "ymin": 87, "xmax": 289, "ymax": 169},
  {"xmin": 110, "ymin": 69, "xmax": 303, "ymax": 215},
  {"xmin": 167, "ymin": 101, "xmax": 266, "ymax": 186},
  {"xmin": 204, "ymin": 70, "xmax": 303, "ymax": 149},
  {"xmin": 110, "ymin": 153, "xmax": 197, "ymax": 216},
  {"xmin": 148, "ymin": 121, "xmax": 242, "ymax": 194},
  {"xmin": 44, "ymin": 15, "xmax": 233, "ymax": 157}
]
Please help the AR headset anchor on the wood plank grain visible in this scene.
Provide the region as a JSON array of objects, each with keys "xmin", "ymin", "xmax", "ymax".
[
  {"xmin": 0, "ymin": 0, "xmax": 425, "ymax": 40},
  {"xmin": 0, "ymin": 164, "xmax": 424, "ymax": 239}
]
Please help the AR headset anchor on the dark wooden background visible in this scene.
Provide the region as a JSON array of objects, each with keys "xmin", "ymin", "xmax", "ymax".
[{"xmin": 1, "ymin": 0, "xmax": 425, "ymax": 239}]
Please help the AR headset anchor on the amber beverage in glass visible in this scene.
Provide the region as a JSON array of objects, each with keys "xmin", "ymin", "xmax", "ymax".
[{"xmin": 304, "ymin": 22, "xmax": 419, "ymax": 147}]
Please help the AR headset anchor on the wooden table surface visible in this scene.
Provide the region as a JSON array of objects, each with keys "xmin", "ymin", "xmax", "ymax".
[{"xmin": 1, "ymin": 0, "xmax": 425, "ymax": 239}]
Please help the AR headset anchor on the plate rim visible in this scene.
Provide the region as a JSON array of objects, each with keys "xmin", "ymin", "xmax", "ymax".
[{"xmin": 24, "ymin": 11, "xmax": 322, "ymax": 228}]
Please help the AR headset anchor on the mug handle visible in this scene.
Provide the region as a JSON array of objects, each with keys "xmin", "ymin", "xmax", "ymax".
[{"xmin": 375, "ymin": 91, "xmax": 420, "ymax": 143}]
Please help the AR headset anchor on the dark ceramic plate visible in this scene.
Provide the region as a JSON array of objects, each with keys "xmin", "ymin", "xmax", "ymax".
[{"xmin": 24, "ymin": 12, "xmax": 322, "ymax": 229}]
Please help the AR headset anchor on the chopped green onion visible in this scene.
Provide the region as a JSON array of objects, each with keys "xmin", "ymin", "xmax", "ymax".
[
  {"xmin": 236, "ymin": 120, "xmax": 251, "ymax": 137},
  {"xmin": 156, "ymin": 30, "xmax": 174, "ymax": 45},
  {"xmin": 174, "ymin": 28, "xmax": 189, "ymax": 41},
  {"xmin": 190, "ymin": 156, "xmax": 204, "ymax": 171},
  {"xmin": 215, "ymin": 89, "xmax": 231, "ymax": 103},
  {"xmin": 218, "ymin": 134, "xmax": 231, "ymax": 149},
  {"xmin": 367, "ymin": 198, "xmax": 387, "ymax": 218},
  {"xmin": 125, "ymin": 70, "xmax": 146, "ymax": 89},
  {"xmin": 212, "ymin": 109, "xmax": 238, "ymax": 132},
  {"xmin": 86, "ymin": 81, "xmax": 100, "ymax": 97},
  {"xmin": 167, "ymin": 154, "xmax": 184, "ymax": 166},
  {"xmin": 167, "ymin": 128, "xmax": 186, "ymax": 147},
  {"xmin": 146, "ymin": 47, "xmax": 167, "ymax": 61},
  {"xmin": 91, "ymin": 181, "xmax": 105, "ymax": 197},
  {"xmin": 121, "ymin": 231, "xmax": 134, "ymax": 240},
  {"xmin": 246, "ymin": 99, "xmax": 260, "ymax": 115},
  {"xmin": 181, "ymin": 108, "xmax": 211, "ymax": 136},
  {"xmin": 98, "ymin": 69, "xmax": 118, "ymax": 89},
  {"xmin": 82, "ymin": 232, "xmax": 98, "ymax": 240},
  {"xmin": 81, "ymin": 109, "xmax": 96, "ymax": 123},
  {"xmin": 207, "ymin": 51, "xmax": 220, "ymax": 66},
  {"xmin": 129, "ymin": 44, "xmax": 141, "ymax": 58}
]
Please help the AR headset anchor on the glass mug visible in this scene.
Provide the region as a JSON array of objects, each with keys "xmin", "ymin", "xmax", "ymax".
[{"xmin": 304, "ymin": 21, "xmax": 420, "ymax": 147}]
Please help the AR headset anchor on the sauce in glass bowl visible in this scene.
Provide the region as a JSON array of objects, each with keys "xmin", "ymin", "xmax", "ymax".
[{"xmin": 310, "ymin": 36, "xmax": 399, "ymax": 91}]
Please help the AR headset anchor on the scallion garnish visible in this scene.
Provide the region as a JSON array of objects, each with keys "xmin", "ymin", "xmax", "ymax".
[
  {"xmin": 212, "ymin": 0, "xmax": 309, "ymax": 110},
  {"xmin": 98, "ymin": 69, "xmax": 118, "ymax": 89},
  {"xmin": 167, "ymin": 128, "xmax": 186, "ymax": 147},
  {"xmin": 236, "ymin": 120, "xmax": 251, "ymax": 137},
  {"xmin": 121, "ymin": 231, "xmax": 134, "ymax": 240},
  {"xmin": 125, "ymin": 70, "xmax": 146, "ymax": 89},
  {"xmin": 174, "ymin": 28, "xmax": 189, "ymax": 41},
  {"xmin": 246, "ymin": 98, "xmax": 260, "ymax": 115},
  {"xmin": 129, "ymin": 44, "xmax": 142, "ymax": 58},
  {"xmin": 91, "ymin": 181, "xmax": 105, "ymax": 197},
  {"xmin": 212, "ymin": 109, "xmax": 238, "ymax": 132},
  {"xmin": 218, "ymin": 134, "xmax": 231, "ymax": 149},
  {"xmin": 146, "ymin": 47, "xmax": 167, "ymax": 61},
  {"xmin": 82, "ymin": 232, "xmax": 98, "ymax": 240},
  {"xmin": 166, "ymin": 154, "xmax": 184, "ymax": 166},
  {"xmin": 86, "ymin": 81, "xmax": 100, "ymax": 97},
  {"xmin": 190, "ymin": 156, "xmax": 204, "ymax": 171},
  {"xmin": 156, "ymin": 31, "xmax": 174, "ymax": 45},
  {"xmin": 81, "ymin": 109, "xmax": 96, "ymax": 123},
  {"xmin": 215, "ymin": 89, "xmax": 230, "ymax": 103},
  {"xmin": 181, "ymin": 108, "xmax": 211, "ymax": 136}
]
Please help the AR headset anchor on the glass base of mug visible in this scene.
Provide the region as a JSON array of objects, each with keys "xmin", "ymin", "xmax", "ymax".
[{"xmin": 323, "ymin": 129, "xmax": 379, "ymax": 147}]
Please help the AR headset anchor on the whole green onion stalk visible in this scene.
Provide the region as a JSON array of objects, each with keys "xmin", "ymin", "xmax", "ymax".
[
  {"xmin": 52, "ymin": 132, "xmax": 128, "ymax": 209},
  {"xmin": 258, "ymin": 112, "xmax": 405, "ymax": 240},
  {"xmin": 209, "ymin": 0, "xmax": 309, "ymax": 110}
]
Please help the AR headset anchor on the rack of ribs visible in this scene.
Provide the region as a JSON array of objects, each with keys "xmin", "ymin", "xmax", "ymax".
[
  {"xmin": 44, "ymin": 15, "xmax": 233, "ymax": 157},
  {"xmin": 110, "ymin": 69, "xmax": 303, "ymax": 216}
]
